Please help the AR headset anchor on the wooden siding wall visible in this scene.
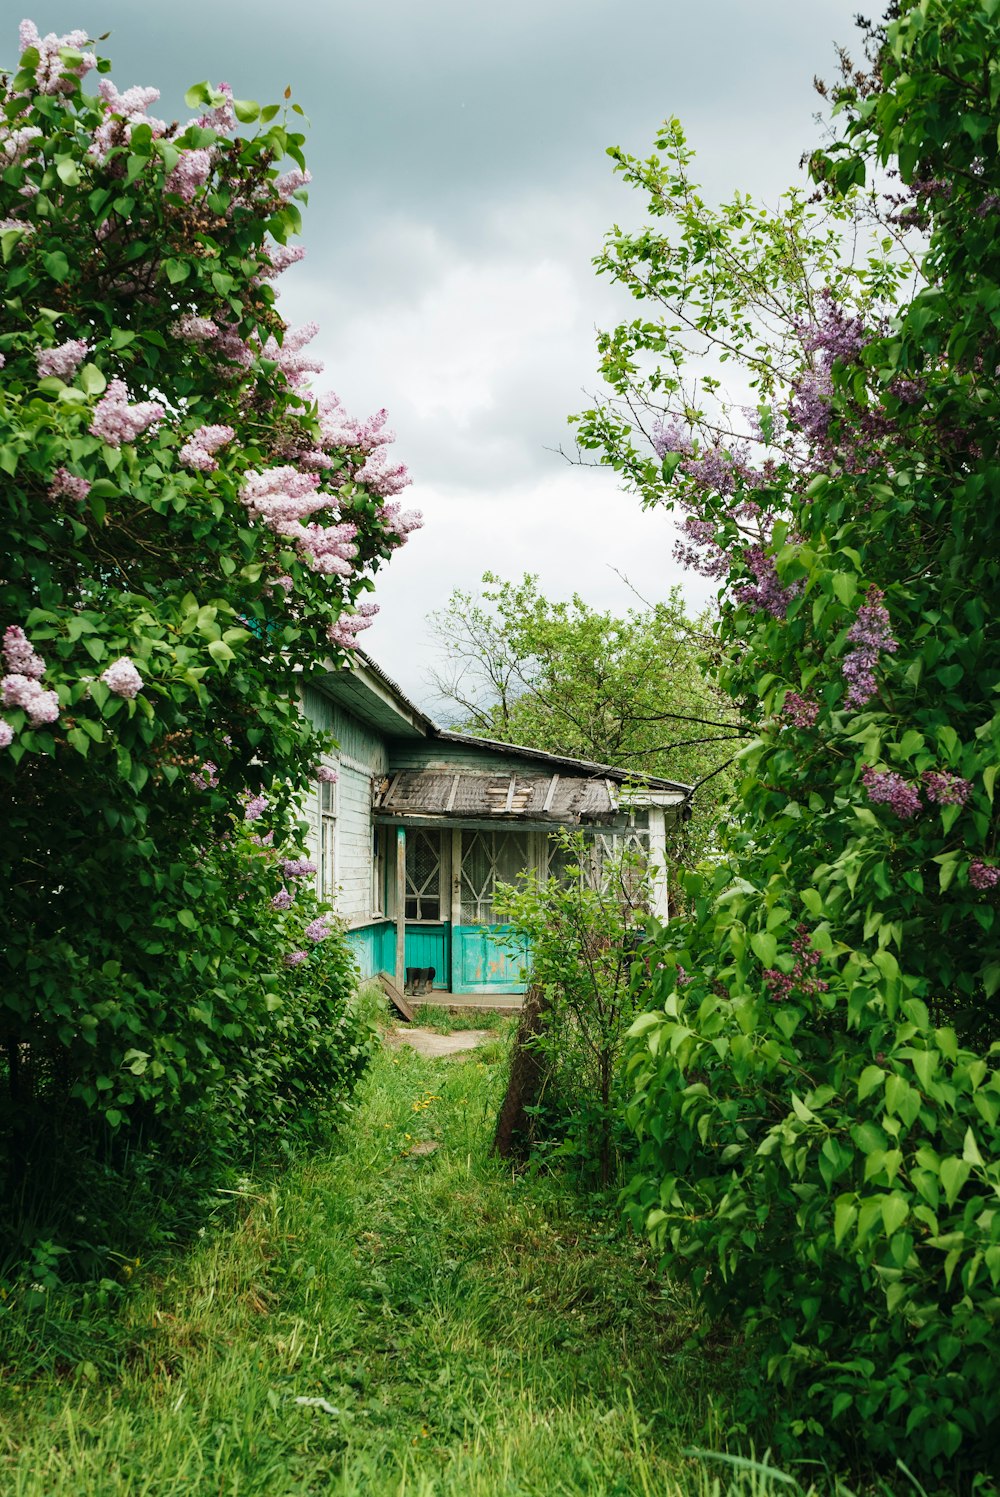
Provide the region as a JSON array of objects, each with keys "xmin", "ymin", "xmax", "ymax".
[{"xmin": 299, "ymin": 685, "xmax": 389, "ymax": 925}]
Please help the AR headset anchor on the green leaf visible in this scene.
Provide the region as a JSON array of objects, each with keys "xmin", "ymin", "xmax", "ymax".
[
  {"xmin": 233, "ymin": 98, "xmax": 260, "ymax": 123},
  {"xmin": 881, "ymin": 1193, "xmax": 909, "ymax": 1237},
  {"xmin": 858, "ymin": 1064, "xmax": 885, "ymax": 1102},
  {"xmin": 940, "ymin": 1157, "xmax": 970, "ymax": 1208},
  {"xmin": 79, "ymin": 363, "xmax": 107, "ymax": 396},
  {"xmin": 749, "ymin": 931, "xmax": 777, "ymax": 967},
  {"xmin": 42, "ymin": 250, "xmax": 70, "ymax": 282}
]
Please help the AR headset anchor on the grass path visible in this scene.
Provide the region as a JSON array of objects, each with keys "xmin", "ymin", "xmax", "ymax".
[{"xmin": 1, "ymin": 1020, "xmax": 753, "ymax": 1496}]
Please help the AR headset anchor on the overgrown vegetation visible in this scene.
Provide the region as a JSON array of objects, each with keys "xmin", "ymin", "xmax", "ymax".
[
  {"xmin": 1, "ymin": 26, "xmax": 413, "ymax": 1264},
  {"xmin": 495, "ymin": 834, "xmax": 648, "ymax": 1187},
  {"xmin": 2, "ymin": 1022, "xmax": 869, "ymax": 1497},
  {"xmin": 573, "ymin": 0, "xmax": 1000, "ymax": 1481}
]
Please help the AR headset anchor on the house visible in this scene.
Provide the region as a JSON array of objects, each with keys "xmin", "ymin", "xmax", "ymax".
[{"xmin": 300, "ymin": 654, "xmax": 690, "ymax": 996}]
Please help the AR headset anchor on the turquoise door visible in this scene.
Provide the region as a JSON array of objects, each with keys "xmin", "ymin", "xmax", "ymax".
[{"xmin": 451, "ymin": 829, "xmax": 531, "ymax": 995}]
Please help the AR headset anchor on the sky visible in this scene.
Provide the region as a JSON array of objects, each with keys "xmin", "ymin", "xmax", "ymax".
[{"xmin": 22, "ymin": 1, "xmax": 865, "ymax": 710}]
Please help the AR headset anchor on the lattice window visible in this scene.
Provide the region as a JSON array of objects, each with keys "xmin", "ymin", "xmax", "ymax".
[
  {"xmin": 405, "ymin": 830, "xmax": 442, "ymax": 921},
  {"xmin": 545, "ymin": 812, "xmax": 650, "ymax": 901},
  {"xmin": 459, "ymin": 829, "xmax": 531, "ymax": 925}
]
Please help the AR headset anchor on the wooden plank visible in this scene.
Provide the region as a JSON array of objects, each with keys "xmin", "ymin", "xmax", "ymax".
[
  {"xmin": 378, "ymin": 971, "xmax": 416, "ymax": 1024},
  {"xmin": 542, "ymin": 774, "xmax": 559, "ymax": 814},
  {"xmin": 446, "ymin": 772, "xmax": 460, "ymax": 813}
]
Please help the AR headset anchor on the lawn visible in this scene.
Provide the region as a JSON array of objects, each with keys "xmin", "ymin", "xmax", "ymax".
[{"xmin": 0, "ymin": 1011, "xmax": 822, "ymax": 1496}]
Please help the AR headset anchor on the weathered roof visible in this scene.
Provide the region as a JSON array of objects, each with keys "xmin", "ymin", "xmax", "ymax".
[{"xmin": 376, "ymin": 767, "xmax": 632, "ymax": 824}]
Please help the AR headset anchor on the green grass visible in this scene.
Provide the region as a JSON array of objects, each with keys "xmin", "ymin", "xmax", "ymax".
[
  {"xmin": 0, "ymin": 1026, "xmax": 859, "ymax": 1496},
  {"xmin": 410, "ymin": 1002, "xmax": 515, "ymax": 1033}
]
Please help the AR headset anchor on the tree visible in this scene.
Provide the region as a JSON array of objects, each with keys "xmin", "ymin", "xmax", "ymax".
[
  {"xmin": 428, "ymin": 572, "xmax": 742, "ymax": 863},
  {"xmin": 578, "ymin": 2, "xmax": 1000, "ymax": 1480},
  {"xmin": 0, "ymin": 23, "xmax": 418, "ymax": 1205}
]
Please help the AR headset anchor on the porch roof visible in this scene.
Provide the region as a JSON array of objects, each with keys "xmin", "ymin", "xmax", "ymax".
[{"xmin": 376, "ymin": 767, "xmax": 636, "ymax": 825}]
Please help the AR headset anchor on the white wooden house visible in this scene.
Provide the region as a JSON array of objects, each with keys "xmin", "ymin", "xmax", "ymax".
[{"xmin": 300, "ymin": 654, "xmax": 690, "ymax": 996}]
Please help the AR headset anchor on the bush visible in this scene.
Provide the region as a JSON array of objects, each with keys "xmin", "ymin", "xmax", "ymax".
[{"xmin": 496, "ymin": 833, "xmax": 648, "ymax": 1186}]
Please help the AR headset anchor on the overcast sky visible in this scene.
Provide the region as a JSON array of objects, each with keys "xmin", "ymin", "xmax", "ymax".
[{"xmin": 23, "ymin": 1, "xmax": 864, "ymax": 709}]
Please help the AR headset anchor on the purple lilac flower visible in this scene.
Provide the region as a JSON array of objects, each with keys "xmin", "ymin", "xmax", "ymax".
[
  {"xmin": 243, "ymin": 792, "xmax": 268, "ymax": 822},
  {"xmin": 304, "ymin": 915, "xmax": 334, "ymax": 944},
  {"xmin": 190, "ymin": 760, "xmax": 219, "ymax": 791},
  {"xmin": 861, "ymin": 765, "xmax": 921, "ymax": 819},
  {"xmin": 35, "ymin": 339, "xmax": 89, "ymax": 380},
  {"xmin": 3, "ymin": 626, "xmax": 45, "ymax": 679},
  {"xmin": 101, "ymin": 657, "xmax": 143, "ymax": 698},
  {"xmin": 164, "ymin": 149, "xmax": 213, "ymax": 202},
  {"xmin": 316, "ymin": 765, "xmax": 338, "ymax": 783},
  {"xmin": 18, "ymin": 20, "xmax": 96, "ymax": 94},
  {"xmin": 179, "ymin": 423, "xmax": 235, "ymax": 473},
  {"xmin": 969, "ymin": 860, "xmax": 1000, "ymax": 890},
  {"xmin": 0, "ymin": 720, "xmax": 12, "ymax": 749},
  {"xmin": 271, "ymin": 888, "xmax": 293, "ymax": 910},
  {"xmin": 170, "ymin": 314, "xmax": 218, "ymax": 343},
  {"xmin": 922, "ymin": 771, "xmax": 971, "ymax": 807},
  {"xmin": 1, "ymin": 674, "xmax": 59, "ymax": 725},
  {"xmin": 843, "ymin": 588, "xmax": 898, "ymax": 709},
  {"xmin": 197, "ymin": 82, "xmax": 236, "ymax": 134},
  {"xmin": 284, "ymin": 950, "xmax": 308, "ymax": 967},
  {"xmin": 282, "ymin": 859, "xmax": 317, "ymax": 879},
  {"xmin": 782, "ymin": 692, "xmax": 819, "ymax": 728},
  {"xmin": 90, "ymin": 380, "xmax": 165, "ymax": 447},
  {"xmin": 49, "ymin": 467, "xmax": 91, "ymax": 502},
  {"xmin": 734, "ymin": 547, "xmax": 800, "ymax": 619}
]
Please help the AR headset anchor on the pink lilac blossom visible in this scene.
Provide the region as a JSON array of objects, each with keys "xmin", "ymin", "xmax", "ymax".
[
  {"xmin": 969, "ymin": 860, "xmax": 1000, "ymax": 891},
  {"xmin": 35, "ymin": 339, "xmax": 89, "ymax": 380},
  {"xmin": 271, "ymin": 887, "xmax": 293, "ymax": 910},
  {"xmin": 843, "ymin": 588, "xmax": 898, "ymax": 709},
  {"xmin": 284, "ymin": 950, "xmax": 308, "ymax": 966},
  {"xmin": 190, "ymin": 760, "xmax": 219, "ymax": 791},
  {"xmin": 89, "ymin": 80, "xmax": 166, "ymax": 163},
  {"xmin": 255, "ymin": 243, "xmax": 306, "ymax": 281},
  {"xmin": 49, "ymin": 467, "xmax": 91, "ymax": 502},
  {"xmin": 861, "ymin": 765, "xmax": 921, "ymax": 819},
  {"xmin": 282, "ymin": 858, "xmax": 317, "ymax": 879},
  {"xmin": 922, "ymin": 770, "xmax": 971, "ymax": 807},
  {"xmin": 197, "ymin": 82, "xmax": 236, "ymax": 134},
  {"xmin": 178, "ymin": 423, "xmax": 235, "ymax": 473},
  {"xmin": 3, "ymin": 626, "xmax": 45, "ymax": 679},
  {"xmin": 328, "ymin": 611, "xmax": 376, "ymax": 651},
  {"xmin": 0, "ymin": 721, "xmax": 12, "ymax": 749},
  {"xmin": 354, "ymin": 449, "xmax": 411, "ymax": 498},
  {"xmin": 164, "ymin": 149, "xmax": 213, "ymax": 202},
  {"xmin": 243, "ymin": 792, "xmax": 268, "ymax": 822},
  {"xmin": 316, "ymin": 765, "xmax": 338, "ymax": 783},
  {"xmin": 782, "ymin": 692, "xmax": 819, "ymax": 728},
  {"xmin": 19, "ymin": 20, "xmax": 96, "ymax": 94},
  {"xmin": 260, "ymin": 321, "xmax": 324, "ymax": 389},
  {"xmin": 304, "ymin": 915, "xmax": 334, "ymax": 944},
  {"xmin": 1, "ymin": 674, "xmax": 59, "ymax": 725},
  {"xmin": 90, "ymin": 380, "xmax": 165, "ymax": 447},
  {"xmin": 380, "ymin": 502, "xmax": 423, "ymax": 535},
  {"xmin": 170, "ymin": 314, "xmax": 219, "ymax": 343},
  {"xmin": 274, "ymin": 167, "xmax": 311, "ymax": 201},
  {"xmin": 101, "ymin": 656, "xmax": 143, "ymax": 698},
  {"xmin": 1, "ymin": 124, "xmax": 43, "ymax": 165}
]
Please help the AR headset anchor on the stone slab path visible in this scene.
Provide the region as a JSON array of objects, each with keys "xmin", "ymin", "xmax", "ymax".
[{"xmin": 388, "ymin": 1026, "xmax": 493, "ymax": 1058}]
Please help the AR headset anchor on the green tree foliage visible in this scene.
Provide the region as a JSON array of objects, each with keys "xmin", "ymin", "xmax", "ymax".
[
  {"xmin": 428, "ymin": 572, "xmax": 741, "ymax": 861},
  {"xmin": 0, "ymin": 26, "xmax": 413, "ymax": 1224},
  {"xmin": 578, "ymin": 1, "xmax": 1000, "ymax": 1481}
]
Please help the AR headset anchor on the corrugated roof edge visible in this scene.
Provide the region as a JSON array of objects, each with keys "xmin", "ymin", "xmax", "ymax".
[{"xmin": 352, "ymin": 649, "xmax": 692, "ymax": 795}]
